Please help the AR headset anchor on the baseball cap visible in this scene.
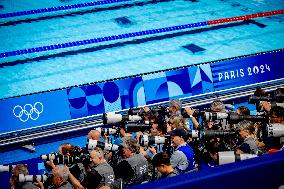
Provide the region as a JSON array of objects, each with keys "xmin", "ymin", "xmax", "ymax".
[{"xmin": 168, "ymin": 128, "xmax": 188, "ymax": 138}]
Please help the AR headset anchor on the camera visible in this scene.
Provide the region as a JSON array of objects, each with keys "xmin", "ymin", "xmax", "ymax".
[
  {"xmin": 128, "ymin": 107, "xmax": 151, "ymax": 117},
  {"xmin": 103, "ymin": 112, "xmax": 143, "ymax": 124},
  {"xmin": 40, "ymin": 152, "xmax": 89, "ymax": 166},
  {"xmin": 249, "ymin": 88, "xmax": 284, "ymax": 104},
  {"xmin": 267, "ymin": 123, "xmax": 284, "ymax": 137},
  {"xmin": 249, "ymin": 88, "xmax": 284, "ymax": 111},
  {"xmin": 40, "ymin": 153, "xmax": 58, "ymax": 161},
  {"xmin": 95, "ymin": 127, "xmax": 117, "ymax": 135},
  {"xmin": 87, "ymin": 139, "xmax": 119, "ymax": 151},
  {"xmin": 189, "ymin": 130, "xmax": 236, "ymax": 139},
  {"xmin": 122, "ymin": 121, "xmax": 151, "ymax": 133},
  {"xmin": 18, "ymin": 174, "xmax": 48, "ymax": 183},
  {"xmin": 203, "ymin": 112, "xmax": 229, "ymax": 121},
  {"xmin": 218, "ymin": 151, "xmax": 257, "ymax": 165},
  {"xmin": 181, "ymin": 108, "xmax": 205, "ymax": 118},
  {"xmin": 53, "ymin": 155, "xmax": 81, "ymax": 165},
  {"xmin": 0, "ymin": 165, "xmax": 16, "ymax": 172},
  {"xmin": 139, "ymin": 135, "xmax": 171, "ymax": 146},
  {"xmin": 151, "ymin": 106, "xmax": 170, "ymax": 117},
  {"xmin": 203, "ymin": 112, "xmax": 268, "ymax": 124}
]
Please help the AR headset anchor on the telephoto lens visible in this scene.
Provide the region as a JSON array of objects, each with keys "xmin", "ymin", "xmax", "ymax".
[
  {"xmin": 18, "ymin": 174, "xmax": 48, "ymax": 183},
  {"xmin": 40, "ymin": 153, "xmax": 57, "ymax": 161},
  {"xmin": 218, "ymin": 151, "xmax": 257, "ymax": 165},
  {"xmin": 267, "ymin": 123, "xmax": 284, "ymax": 137},
  {"xmin": 203, "ymin": 112, "xmax": 229, "ymax": 121},
  {"xmin": 123, "ymin": 122, "xmax": 151, "ymax": 132},
  {"xmin": 87, "ymin": 139, "xmax": 119, "ymax": 151},
  {"xmin": 139, "ymin": 135, "xmax": 168, "ymax": 146},
  {"xmin": 103, "ymin": 112, "xmax": 143, "ymax": 124},
  {"xmin": 0, "ymin": 165, "xmax": 16, "ymax": 172},
  {"xmin": 95, "ymin": 127, "xmax": 117, "ymax": 135}
]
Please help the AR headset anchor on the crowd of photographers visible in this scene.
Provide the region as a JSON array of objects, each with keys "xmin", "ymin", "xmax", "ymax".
[{"xmin": 2, "ymin": 87, "xmax": 284, "ymax": 189}]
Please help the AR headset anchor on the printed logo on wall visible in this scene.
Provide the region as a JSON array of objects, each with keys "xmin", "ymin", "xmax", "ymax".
[
  {"xmin": 68, "ymin": 77, "xmax": 146, "ymax": 119},
  {"xmin": 13, "ymin": 102, "xmax": 43, "ymax": 122},
  {"xmin": 0, "ymin": 90, "xmax": 71, "ymax": 133},
  {"xmin": 211, "ymin": 51, "xmax": 284, "ymax": 90}
]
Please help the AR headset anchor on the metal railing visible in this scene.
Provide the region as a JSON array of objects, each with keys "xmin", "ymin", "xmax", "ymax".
[{"xmin": 1, "ymin": 78, "xmax": 283, "ymax": 148}]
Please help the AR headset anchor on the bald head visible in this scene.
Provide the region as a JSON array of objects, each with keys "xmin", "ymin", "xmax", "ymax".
[{"xmin": 88, "ymin": 130, "xmax": 101, "ymax": 141}]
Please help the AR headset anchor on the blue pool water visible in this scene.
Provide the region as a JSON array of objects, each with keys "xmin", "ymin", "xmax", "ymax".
[{"xmin": 0, "ymin": 0, "xmax": 284, "ymax": 99}]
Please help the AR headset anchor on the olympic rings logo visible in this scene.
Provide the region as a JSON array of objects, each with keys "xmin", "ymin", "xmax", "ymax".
[{"xmin": 13, "ymin": 102, "xmax": 44, "ymax": 122}]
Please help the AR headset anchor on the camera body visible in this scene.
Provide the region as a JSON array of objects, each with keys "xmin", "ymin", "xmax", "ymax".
[{"xmin": 249, "ymin": 88, "xmax": 284, "ymax": 111}]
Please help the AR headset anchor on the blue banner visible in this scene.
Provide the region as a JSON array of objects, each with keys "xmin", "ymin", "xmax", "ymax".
[
  {"xmin": 211, "ymin": 51, "xmax": 284, "ymax": 90},
  {"xmin": 0, "ymin": 90, "xmax": 71, "ymax": 133},
  {"xmin": 1, "ymin": 50, "xmax": 283, "ymax": 134}
]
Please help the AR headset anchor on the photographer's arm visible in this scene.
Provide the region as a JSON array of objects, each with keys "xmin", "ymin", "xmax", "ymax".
[
  {"xmin": 34, "ymin": 178, "xmax": 45, "ymax": 189},
  {"xmin": 185, "ymin": 107, "xmax": 199, "ymax": 129},
  {"xmin": 68, "ymin": 168, "xmax": 85, "ymax": 189}
]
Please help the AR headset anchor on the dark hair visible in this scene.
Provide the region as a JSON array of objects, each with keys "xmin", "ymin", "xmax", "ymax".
[
  {"xmin": 270, "ymin": 106, "xmax": 284, "ymax": 119},
  {"xmin": 60, "ymin": 143, "xmax": 74, "ymax": 155},
  {"xmin": 237, "ymin": 120, "xmax": 255, "ymax": 134},
  {"xmin": 152, "ymin": 152, "xmax": 171, "ymax": 167},
  {"xmin": 123, "ymin": 138, "xmax": 140, "ymax": 154},
  {"xmin": 254, "ymin": 86, "xmax": 267, "ymax": 97},
  {"xmin": 237, "ymin": 106, "xmax": 250, "ymax": 115}
]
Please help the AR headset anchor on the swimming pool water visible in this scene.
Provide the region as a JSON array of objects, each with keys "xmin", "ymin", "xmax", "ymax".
[{"xmin": 0, "ymin": 0, "xmax": 284, "ymax": 99}]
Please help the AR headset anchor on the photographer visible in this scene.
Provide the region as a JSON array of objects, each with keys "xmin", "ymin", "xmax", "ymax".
[
  {"xmin": 52, "ymin": 165, "xmax": 74, "ymax": 189},
  {"xmin": 198, "ymin": 139, "xmax": 220, "ymax": 170},
  {"xmin": 113, "ymin": 138, "xmax": 148, "ymax": 188},
  {"xmin": 152, "ymin": 152, "xmax": 179, "ymax": 178},
  {"xmin": 262, "ymin": 106, "xmax": 284, "ymax": 151},
  {"xmin": 82, "ymin": 147, "xmax": 114, "ymax": 189},
  {"xmin": 168, "ymin": 99, "xmax": 186, "ymax": 126},
  {"xmin": 235, "ymin": 120, "xmax": 259, "ymax": 155},
  {"xmin": 35, "ymin": 164, "xmax": 74, "ymax": 189},
  {"xmin": 184, "ymin": 107, "xmax": 199, "ymax": 130},
  {"xmin": 205, "ymin": 100, "xmax": 229, "ymax": 130},
  {"xmin": 270, "ymin": 106, "xmax": 284, "ymax": 125},
  {"xmin": 168, "ymin": 128, "xmax": 195, "ymax": 173},
  {"xmin": 10, "ymin": 164, "xmax": 39, "ymax": 189},
  {"xmin": 236, "ymin": 106, "xmax": 250, "ymax": 116}
]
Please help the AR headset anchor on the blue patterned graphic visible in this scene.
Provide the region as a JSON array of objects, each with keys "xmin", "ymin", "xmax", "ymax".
[
  {"xmin": 142, "ymin": 65, "xmax": 213, "ymax": 104},
  {"xmin": 143, "ymin": 72, "xmax": 169, "ymax": 104},
  {"xmin": 68, "ymin": 77, "xmax": 146, "ymax": 118},
  {"xmin": 166, "ymin": 68, "xmax": 193, "ymax": 99},
  {"xmin": 189, "ymin": 64, "xmax": 214, "ymax": 95}
]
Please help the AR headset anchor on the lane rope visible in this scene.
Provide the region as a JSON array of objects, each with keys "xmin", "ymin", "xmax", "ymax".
[
  {"xmin": 0, "ymin": 0, "xmax": 131, "ymax": 18},
  {"xmin": 0, "ymin": 9, "xmax": 283, "ymax": 59}
]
